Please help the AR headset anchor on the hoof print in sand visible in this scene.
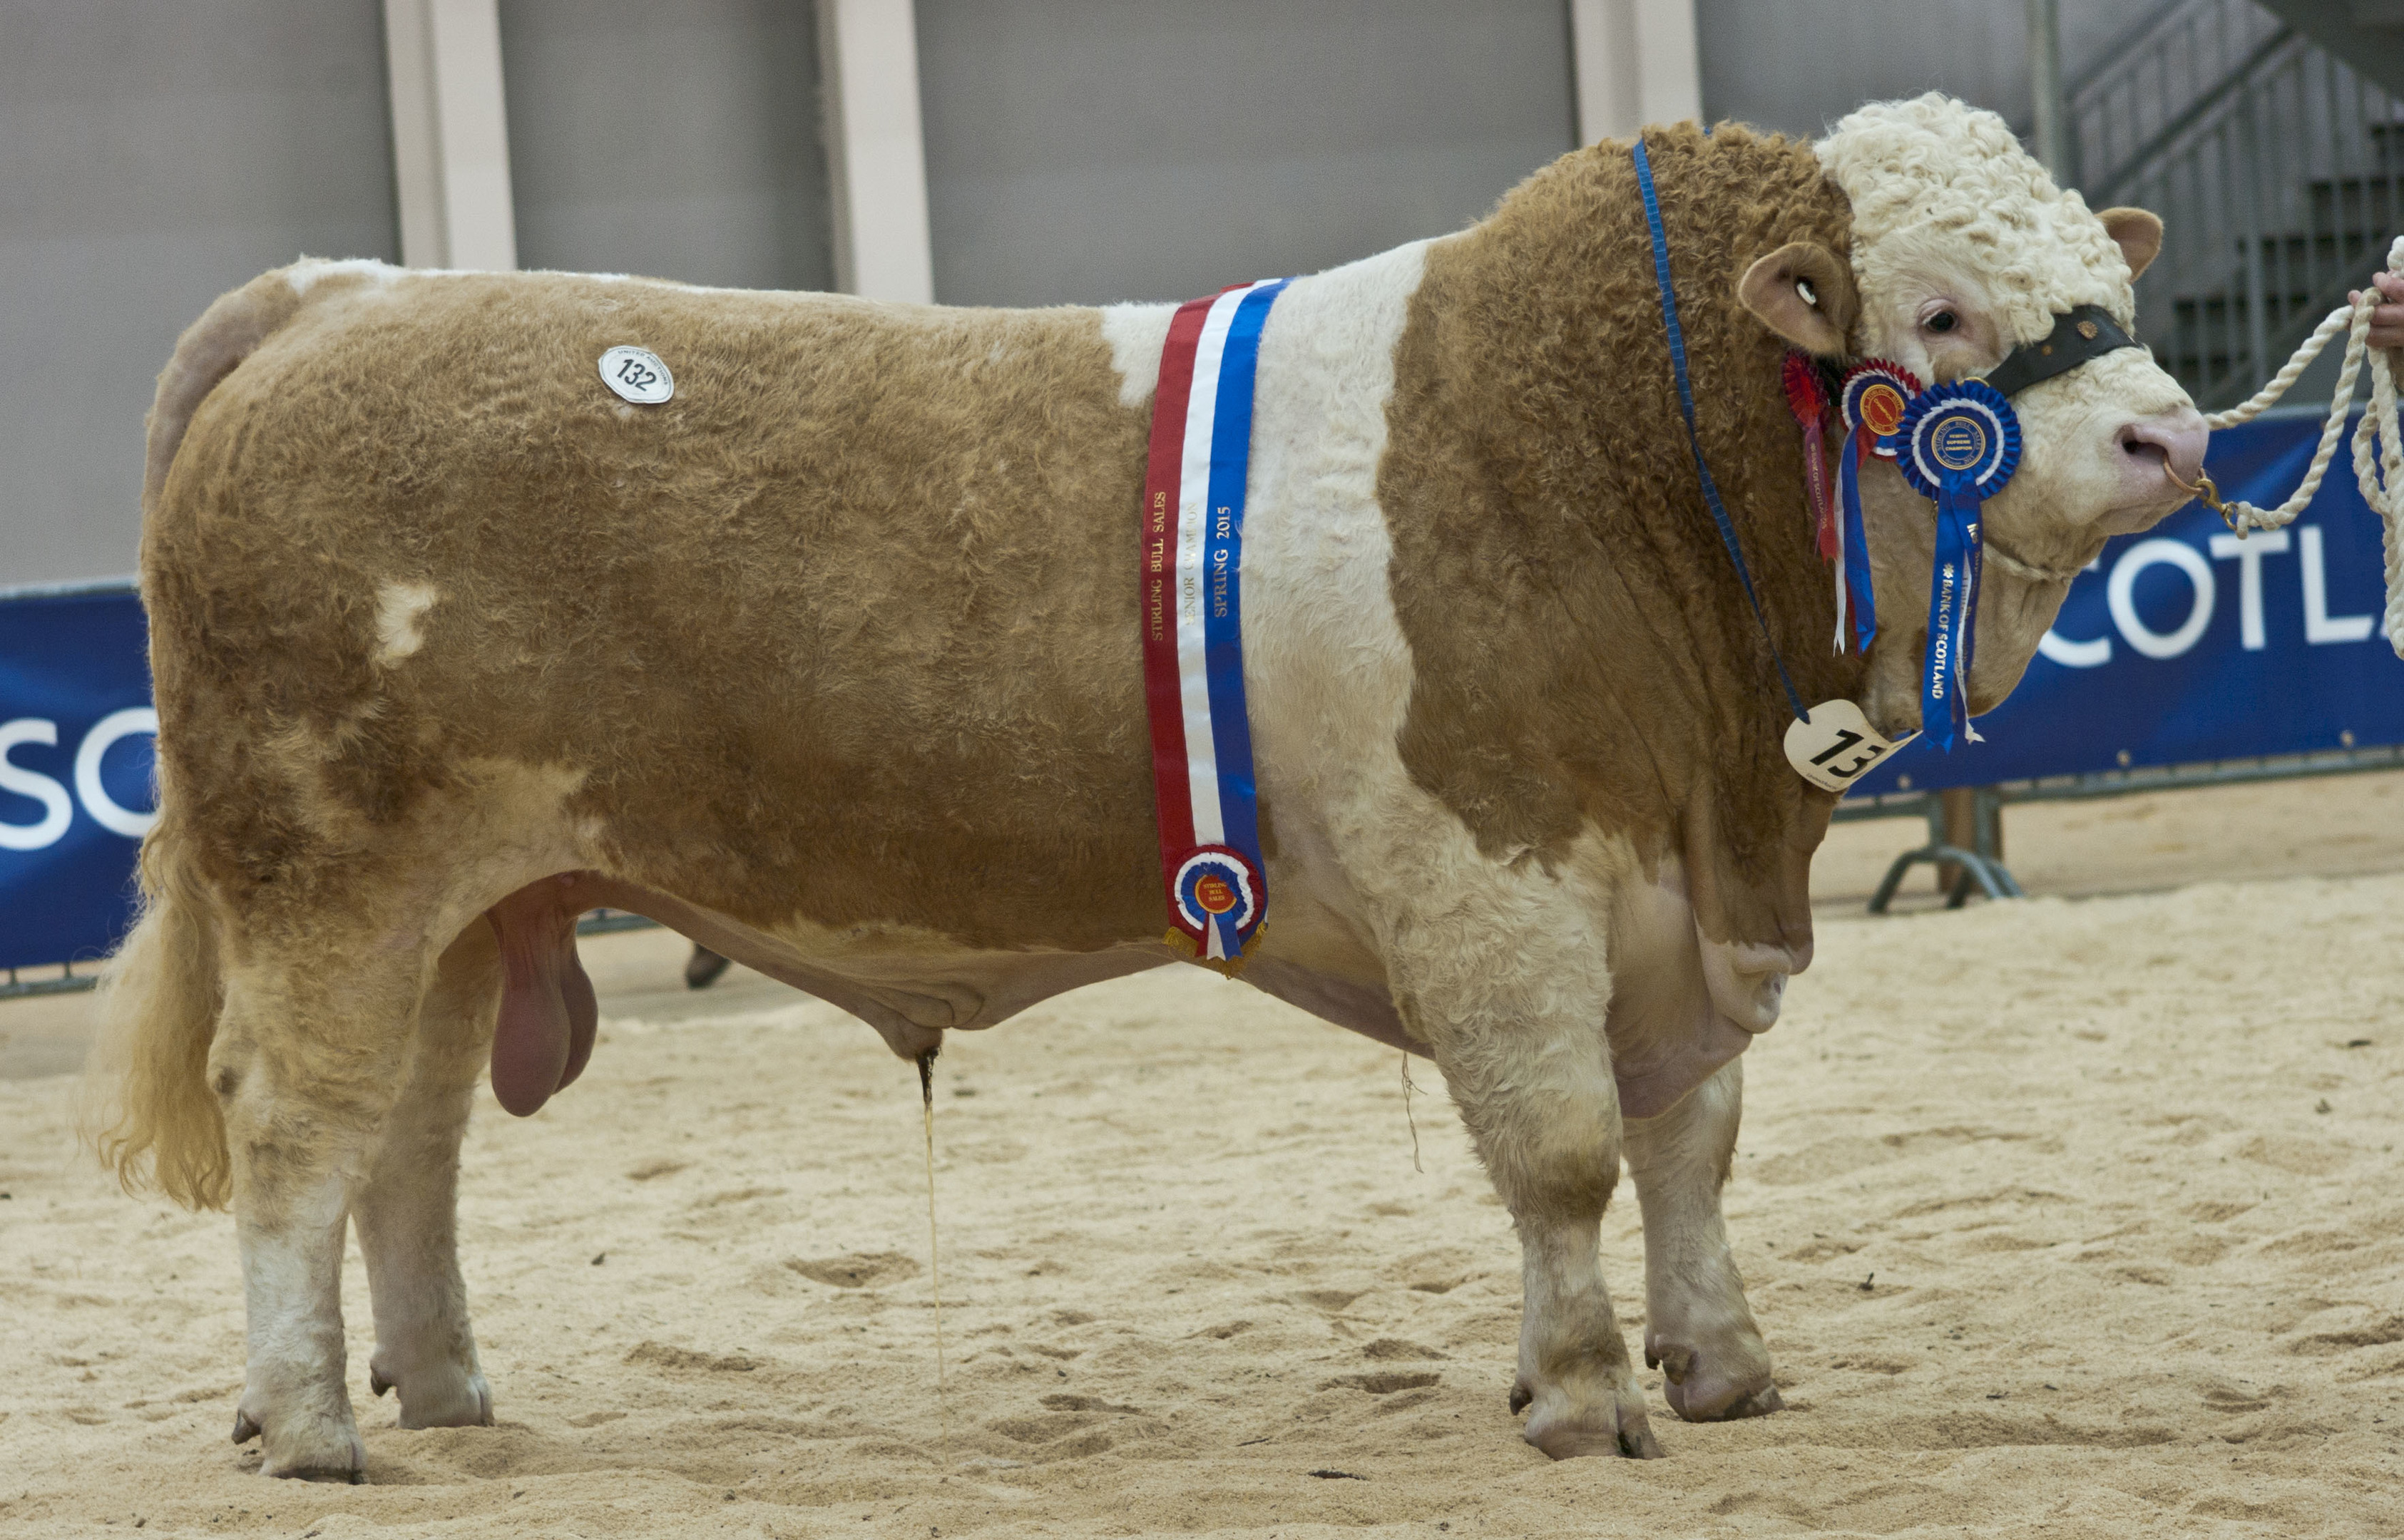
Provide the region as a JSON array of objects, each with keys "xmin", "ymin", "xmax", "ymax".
[
  {"xmin": 784, "ymin": 1251, "xmax": 921, "ymax": 1289},
  {"xmin": 624, "ymin": 1341, "xmax": 761, "ymax": 1373},
  {"xmin": 1319, "ymin": 1371, "xmax": 1441, "ymax": 1395}
]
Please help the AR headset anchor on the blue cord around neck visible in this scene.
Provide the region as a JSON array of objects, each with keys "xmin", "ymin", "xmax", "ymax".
[{"xmin": 1631, "ymin": 136, "xmax": 1809, "ymax": 722}]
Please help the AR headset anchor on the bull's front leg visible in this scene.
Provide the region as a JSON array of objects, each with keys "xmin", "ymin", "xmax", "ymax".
[
  {"xmin": 1623, "ymin": 1057, "xmax": 1782, "ymax": 1420},
  {"xmin": 1408, "ymin": 971, "xmax": 1660, "ymax": 1460}
]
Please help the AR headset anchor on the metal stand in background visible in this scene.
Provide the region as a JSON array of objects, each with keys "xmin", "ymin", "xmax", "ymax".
[
  {"xmin": 1865, "ymin": 784, "xmax": 2022, "ymax": 913},
  {"xmin": 1838, "ymin": 744, "xmax": 2404, "ymax": 914},
  {"xmin": 1, "ymin": 958, "xmax": 98, "ymax": 1002}
]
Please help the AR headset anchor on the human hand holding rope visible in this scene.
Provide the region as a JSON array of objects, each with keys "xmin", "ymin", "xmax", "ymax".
[
  {"xmin": 2346, "ymin": 271, "xmax": 2404, "ymax": 352},
  {"xmin": 2176, "ymin": 235, "xmax": 2404, "ymax": 656}
]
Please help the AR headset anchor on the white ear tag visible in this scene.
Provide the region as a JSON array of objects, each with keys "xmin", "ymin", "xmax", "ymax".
[
  {"xmin": 1785, "ymin": 699, "xmax": 1913, "ymax": 793},
  {"xmin": 599, "ymin": 345, "xmax": 674, "ymax": 404}
]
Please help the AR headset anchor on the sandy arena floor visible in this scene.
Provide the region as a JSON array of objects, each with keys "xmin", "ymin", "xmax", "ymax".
[{"xmin": 3, "ymin": 777, "xmax": 2401, "ymax": 1537}]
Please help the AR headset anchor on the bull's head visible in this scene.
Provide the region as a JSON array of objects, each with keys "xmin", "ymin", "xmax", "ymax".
[{"xmin": 1741, "ymin": 94, "xmax": 2207, "ymax": 739}]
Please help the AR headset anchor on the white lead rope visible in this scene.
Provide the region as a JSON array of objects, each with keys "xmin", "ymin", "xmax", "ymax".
[{"xmin": 2186, "ymin": 233, "xmax": 2404, "ymax": 657}]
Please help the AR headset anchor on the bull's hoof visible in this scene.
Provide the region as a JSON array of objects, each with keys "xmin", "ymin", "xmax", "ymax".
[
  {"xmin": 397, "ymin": 1375, "xmax": 493, "ymax": 1431},
  {"xmin": 1523, "ymin": 1402, "xmax": 1664, "ymax": 1460},
  {"xmin": 1669, "ymin": 1379, "xmax": 1783, "ymax": 1422},
  {"xmin": 237, "ymin": 1394, "xmax": 367, "ymax": 1482},
  {"xmin": 685, "ymin": 947, "xmax": 732, "ymax": 990},
  {"xmin": 1516, "ymin": 1371, "xmax": 1662, "ymax": 1460},
  {"xmin": 1508, "ymin": 1379, "xmax": 1532, "ymax": 1415},
  {"xmin": 253, "ymin": 1422, "xmax": 368, "ymax": 1482},
  {"xmin": 1649, "ymin": 1338, "xmax": 1782, "ymax": 1423},
  {"xmin": 369, "ymin": 1351, "xmax": 495, "ymax": 1429}
]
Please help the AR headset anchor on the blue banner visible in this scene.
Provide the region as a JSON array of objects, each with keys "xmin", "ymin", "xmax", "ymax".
[
  {"xmin": 1853, "ymin": 411, "xmax": 2404, "ymax": 796},
  {"xmin": 0, "ymin": 585, "xmax": 153, "ymax": 970}
]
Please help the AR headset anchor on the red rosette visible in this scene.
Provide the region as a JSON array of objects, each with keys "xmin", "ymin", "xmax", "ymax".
[
  {"xmin": 1781, "ymin": 349, "xmax": 1830, "ymax": 426},
  {"xmin": 1784, "ymin": 351, "xmax": 1839, "ymax": 560}
]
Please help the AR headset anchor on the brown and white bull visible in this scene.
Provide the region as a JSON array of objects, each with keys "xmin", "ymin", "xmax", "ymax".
[{"xmin": 92, "ymin": 96, "xmax": 2205, "ymax": 1475}]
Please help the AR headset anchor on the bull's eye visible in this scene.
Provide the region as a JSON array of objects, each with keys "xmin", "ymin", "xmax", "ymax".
[{"xmin": 1925, "ymin": 310, "xmax": 1960, "ymax": 334}]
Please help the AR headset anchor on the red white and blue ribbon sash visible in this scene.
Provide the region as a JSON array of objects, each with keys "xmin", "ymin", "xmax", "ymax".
[{"xmin": 1140, "ymin": 278, "xmax": 1288, "ymax": 967}]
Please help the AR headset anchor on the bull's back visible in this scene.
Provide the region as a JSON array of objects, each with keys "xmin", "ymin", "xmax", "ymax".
[{"xmin": 148, "ymin": 263, "xmax": 1162, "ymax": 949}]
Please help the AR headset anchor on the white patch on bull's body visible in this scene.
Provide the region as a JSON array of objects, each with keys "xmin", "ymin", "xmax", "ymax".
[
  {"xmin": 287, "ymin": 257, "xmax": 779, "ymax": 302},
  {"xmin": 1098, "ymin": 303, "xmax": 1177, "ymax": 409},
  {"xmin": 286, "ymin": 257, "xmax": 406, "ymax": 297},
  {"xmin": 373, "ymin": 582, "xmax": 440, "ymax": 666},
  {"xmin": 1232, "ymin": 236, "xmax": 1806, "ymax": 1453}
]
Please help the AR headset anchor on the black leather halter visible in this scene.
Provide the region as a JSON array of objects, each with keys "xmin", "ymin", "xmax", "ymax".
[{"xmin": 1981, "ymin": 304, "xmax": 2142, "ymax": 399}]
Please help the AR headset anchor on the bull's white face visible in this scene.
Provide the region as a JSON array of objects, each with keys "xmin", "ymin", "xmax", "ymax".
[{"xmin": 1812, "ymin": 95, "xmax": 2211, "ymax": 734}]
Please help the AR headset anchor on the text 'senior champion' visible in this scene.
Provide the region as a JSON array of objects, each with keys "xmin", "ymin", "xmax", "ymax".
[{"xmin": 1140, "ymin": 278, "xmax": 1289, "ymax": 970}]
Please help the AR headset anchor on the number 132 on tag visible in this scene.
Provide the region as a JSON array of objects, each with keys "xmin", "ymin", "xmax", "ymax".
[
  {"xmin": 599, "ymin": 345, "xmax": 674, "ymax": 405},
  {"xmin": 1784, "ymin": 699, "xmax": 1913, "ymax": 793}
]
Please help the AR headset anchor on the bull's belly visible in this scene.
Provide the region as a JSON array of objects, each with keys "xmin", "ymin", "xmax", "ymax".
[
  {"xmin": 481, "ymin": 871, "xmax": 1179, "ymax": 1114},
  {"xmin": 478, "ymin": 852, "xmax": 1788, "ymax": 1126}
]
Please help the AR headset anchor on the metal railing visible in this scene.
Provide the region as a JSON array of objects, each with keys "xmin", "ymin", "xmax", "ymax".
[
  {"xmin": 2069, "ymin": 0, "xmax": 2404, "ymax": 411},
  {"xmin": 2065, "ymin": 0, "xmax": 2286, "ymax": 192}
]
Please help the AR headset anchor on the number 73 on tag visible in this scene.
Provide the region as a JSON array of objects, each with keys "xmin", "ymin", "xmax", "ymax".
[{"xmin": 1784, "ymin": 699, "xmax": 1914, "ymax": 793}]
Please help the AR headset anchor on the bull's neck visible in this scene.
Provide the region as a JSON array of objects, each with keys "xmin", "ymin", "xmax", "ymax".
[{"xmin": 1373, "ymin": 128, "xmax": 1856, "ymax": 940}]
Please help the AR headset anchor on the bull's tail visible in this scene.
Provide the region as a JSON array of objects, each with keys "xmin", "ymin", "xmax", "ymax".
[
  {"xmin": 81, "ymin": 811, "xmax": 230, "ymax": 1209},
  {"xmin": 86, "ymin": 265, "xmax": 327, "ymax": 1208},
  {"xmin": 142, "ymin": 266, "xmax": 313, "ymax": 518}
]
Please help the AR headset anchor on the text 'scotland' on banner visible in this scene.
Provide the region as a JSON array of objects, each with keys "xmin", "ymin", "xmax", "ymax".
[
  {"xmin": 0, "ymin": 588, "xmax": 154, "ymax": 970},
  {"xmin": 1850, "ymin": 413, "xmax": 2404, "ymax": 794}
]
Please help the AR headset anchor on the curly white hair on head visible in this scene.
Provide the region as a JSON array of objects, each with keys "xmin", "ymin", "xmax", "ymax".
[{"xmin": 1816, "ymin": 91, "xmax": 2135, "ymax": 346}]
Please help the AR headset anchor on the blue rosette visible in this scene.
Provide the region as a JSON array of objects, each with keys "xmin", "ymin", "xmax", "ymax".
[
  {"xmin": 1897, "ymin": 379, "xmax": 2021, "ymax": 503},
  {"xmin": 1896, "ymin": 379, "xmax": 2022, "ymax": 751}
]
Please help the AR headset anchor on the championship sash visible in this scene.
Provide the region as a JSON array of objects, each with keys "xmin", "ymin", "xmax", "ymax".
[{"xmin": 1140, "ymin": 279, "xmax": 1288, "ymax": 971}]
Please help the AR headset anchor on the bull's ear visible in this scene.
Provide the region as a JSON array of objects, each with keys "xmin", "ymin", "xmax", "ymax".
[
  {"xmin": 1738, "ymin": 242, "xmax": 1853, "ymax": 356},
  {"xmin": 2096, "ymin": 207, "xmax": 2163, "ymax": 282}
]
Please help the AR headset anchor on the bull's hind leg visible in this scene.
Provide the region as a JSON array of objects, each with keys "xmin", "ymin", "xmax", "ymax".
[
  {"xmin": 1623, "ymin": 1057, "xmax": 1781, "ymax": 1421},
  {"xmin": 215, "ymin": 931, "xmax": 431, "ymax": 1481},
  {"xmin": 353, "ymin": 923, "xmax": 502, "ymax": 1430}
]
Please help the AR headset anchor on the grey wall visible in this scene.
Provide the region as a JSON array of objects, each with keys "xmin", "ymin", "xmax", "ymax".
[
  {"xmin": 1698, "ymin": 0, "xmax": 2159, "ymax": 143},
  {"xmin": 914, "ymin": 0, "xmax": 1578, "ymax": 307},
  {"xmin": 0, "ymin": 1, "xmax": 398, "ymax": 587},
  {"xmin": 501, "ymin": 0, "xmax": 834, "ymax": 290}
]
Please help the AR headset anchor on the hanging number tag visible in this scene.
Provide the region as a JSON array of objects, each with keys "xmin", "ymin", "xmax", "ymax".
[
  {"xmin": 599, "ymin": 345, "xmax": 674, "ymax": 404},
  {"xmin": 1785, "ymin": 699, "xmax": 1913, "ymax": 793}
]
